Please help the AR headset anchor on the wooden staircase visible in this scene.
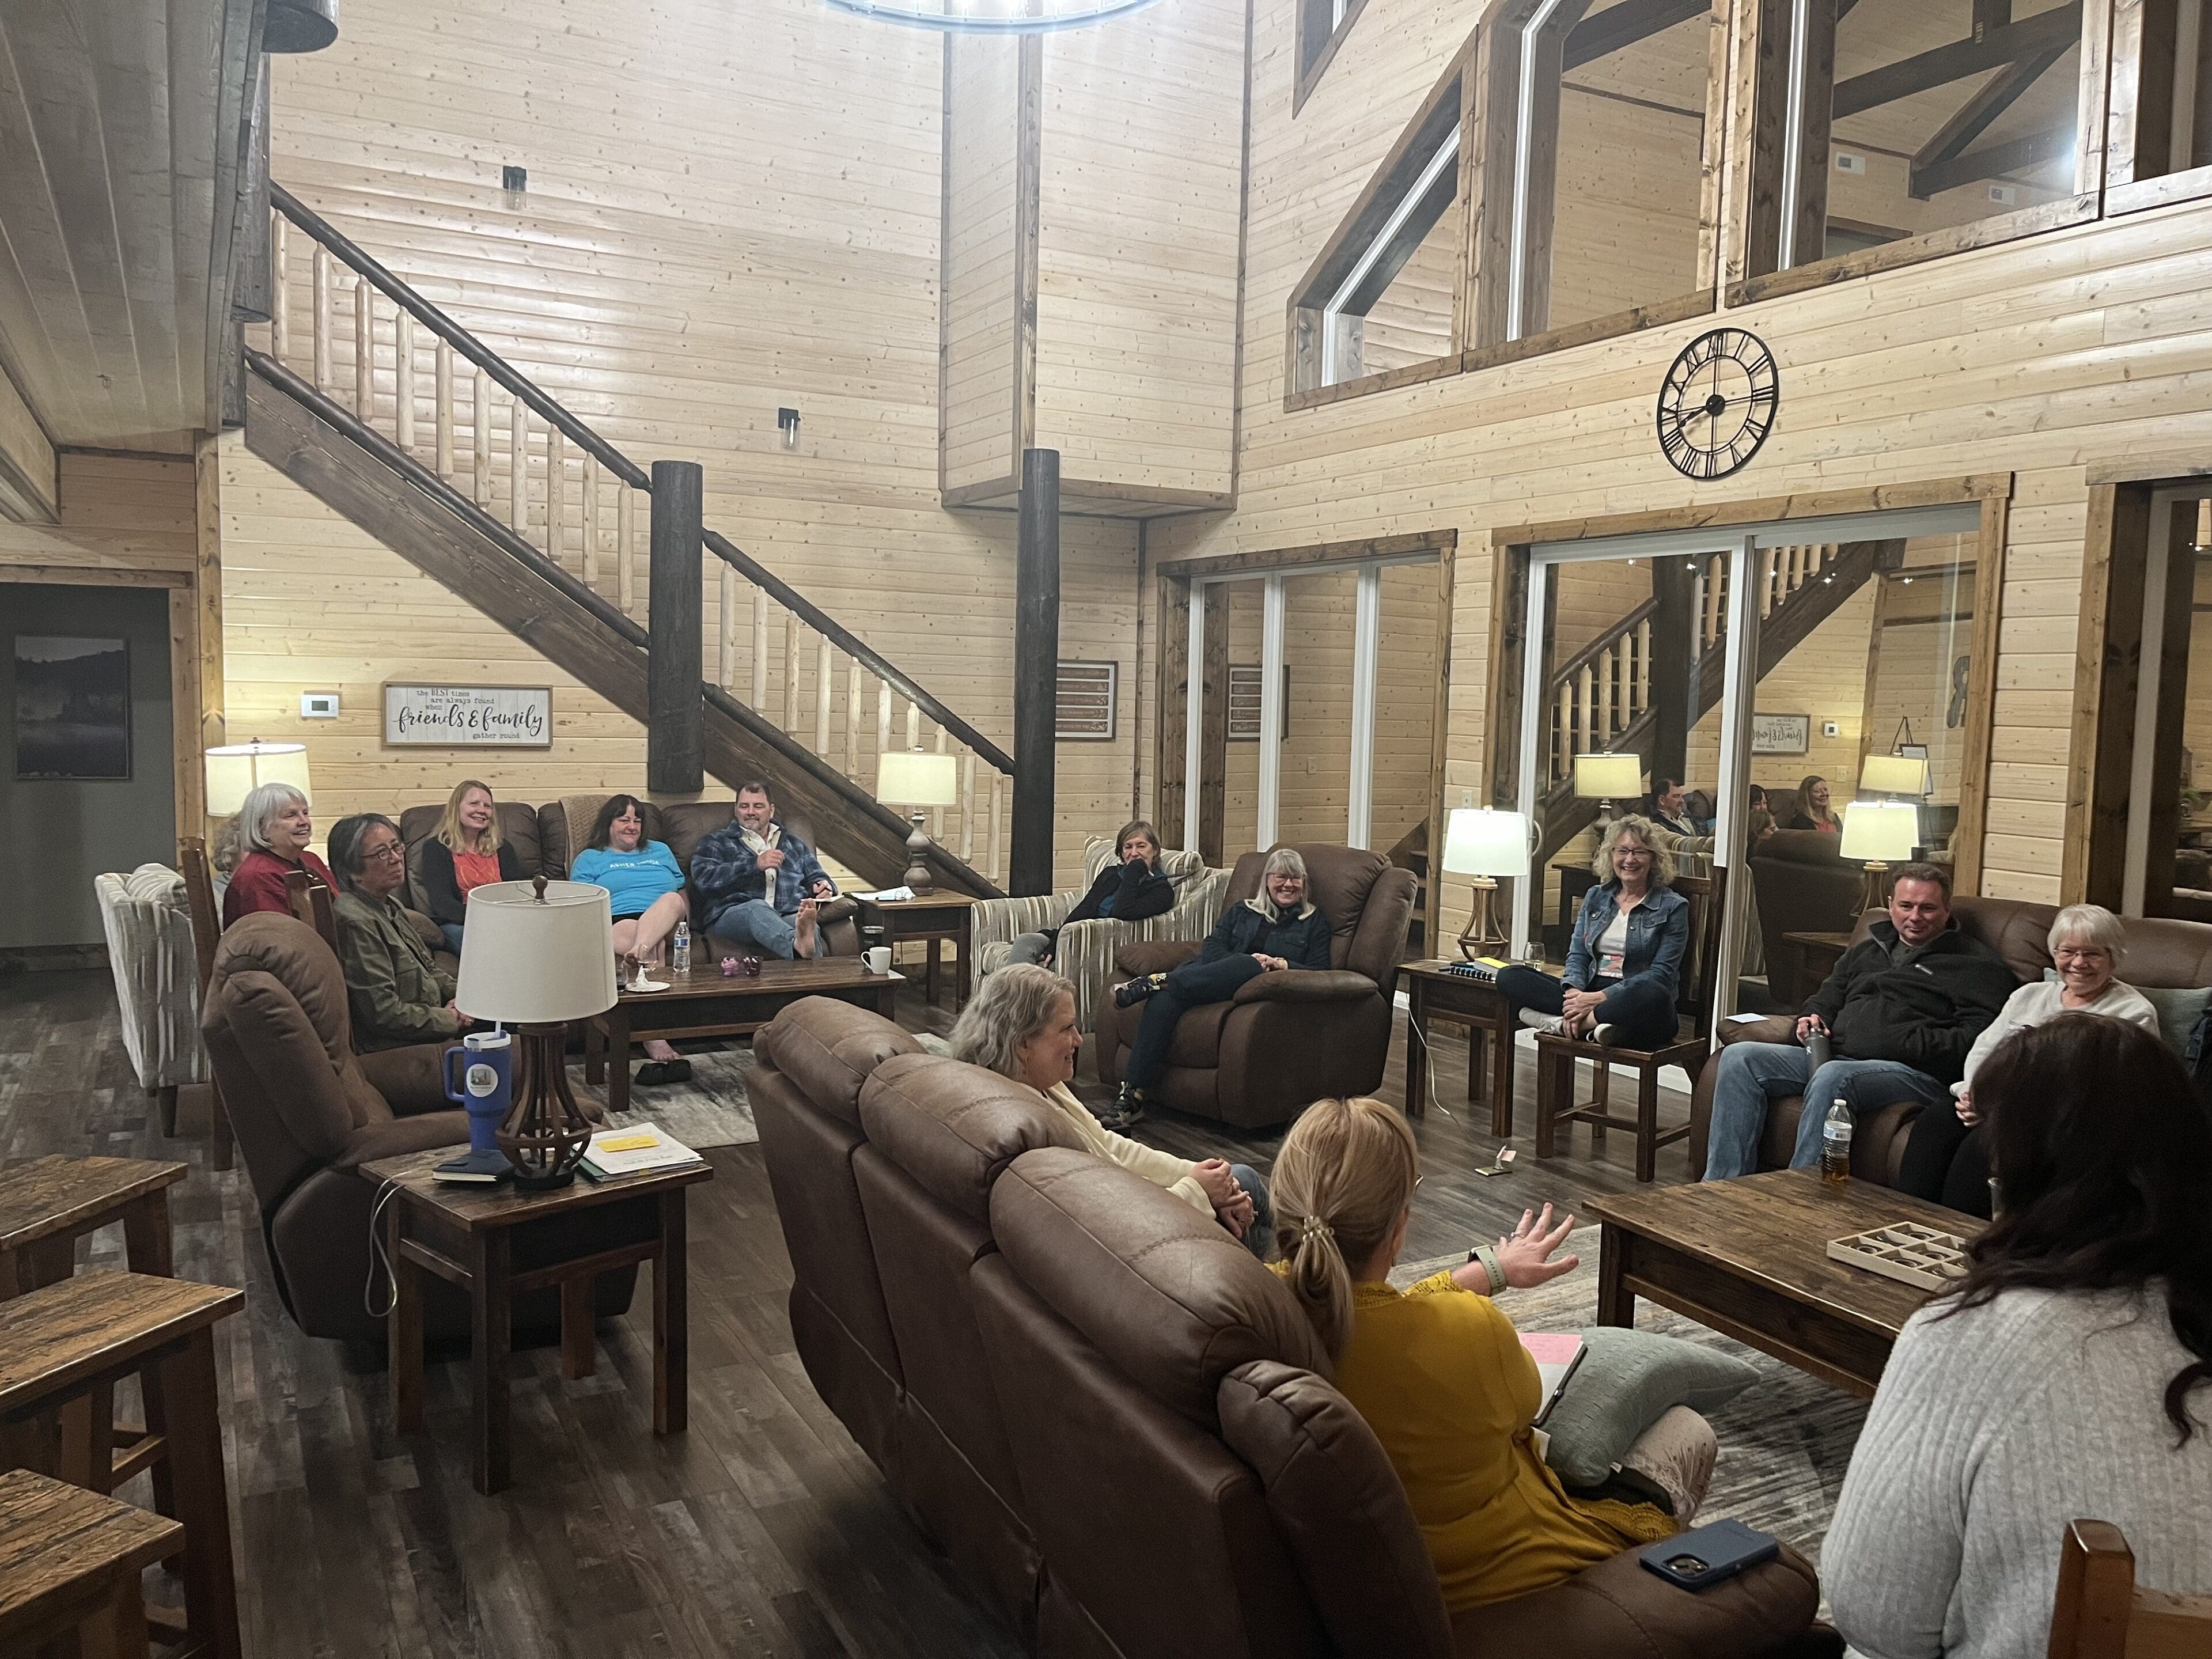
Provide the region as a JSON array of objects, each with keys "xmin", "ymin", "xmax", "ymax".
[
  {"xmin": 244, "ymin": 184, "xmax": 1012, "ymax": 897},
  {"xmin": 1533, "ymin": 539, "xmax": 1905, "ymax": 868}
]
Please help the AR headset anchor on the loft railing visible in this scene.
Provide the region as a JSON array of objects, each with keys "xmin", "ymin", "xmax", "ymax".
[{"xmin": 261, "ymin": 181, "xmax": 1015, "ymax": 880}]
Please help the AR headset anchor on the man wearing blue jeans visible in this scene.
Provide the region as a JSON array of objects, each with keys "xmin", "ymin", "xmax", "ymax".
[
  {"xmin": 1702, "ymin": 863, "xmax": 2017, "ymax": 1180},
  {"xmin": 690, "ymin": 780, "xmax": 838, "ymax": 960}
]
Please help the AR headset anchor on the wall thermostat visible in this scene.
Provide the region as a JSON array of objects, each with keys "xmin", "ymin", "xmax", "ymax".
[
  {"xmin": 1987, "ymin": 183, "xmax": 2017, "ymax": 205},
  {"xmin": 301, "ymin": 692, "xmax": 340, "ymax": 719}
]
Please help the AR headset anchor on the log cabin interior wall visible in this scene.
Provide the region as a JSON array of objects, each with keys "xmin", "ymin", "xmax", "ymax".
[{"xmin": 221, "ymin": 0, "xmax": 1179, "ymax": 887}]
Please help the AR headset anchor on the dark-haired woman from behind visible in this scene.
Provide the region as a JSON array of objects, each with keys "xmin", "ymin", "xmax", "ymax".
[{"xmin": 1824, "ymin": 1016, "xmax": 2212, "ymax": 1659}]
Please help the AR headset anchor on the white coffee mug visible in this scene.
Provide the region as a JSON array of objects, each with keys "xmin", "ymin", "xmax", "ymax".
[{"xmin": 865, "ymin": 946, "xmax": 893, "ymax": 975}]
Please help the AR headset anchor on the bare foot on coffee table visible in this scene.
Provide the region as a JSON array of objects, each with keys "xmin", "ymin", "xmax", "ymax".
[{"xmin": 794, "ymin": 897, "xmax": 819, "ymax": 960}]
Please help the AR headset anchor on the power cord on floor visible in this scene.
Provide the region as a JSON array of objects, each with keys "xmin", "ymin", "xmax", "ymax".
[
  {"xmin": 365, "ymin": 1176, "xmax": 403, "ymax": 1320},
  {"xmin": 1403, "ymin": 1012, "xmax": 1455, "ymax": 1121}
]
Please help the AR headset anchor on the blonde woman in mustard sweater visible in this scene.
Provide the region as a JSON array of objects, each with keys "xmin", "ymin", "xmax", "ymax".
[{"xmin": 1269, "ymin": 1097, "xmax": 1715, "ymax": 1611}]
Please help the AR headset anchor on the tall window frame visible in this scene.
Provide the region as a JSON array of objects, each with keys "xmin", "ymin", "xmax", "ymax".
[{"xmin": 1295, "ymin": 0, "xmax": 1378, "ymax": 113}]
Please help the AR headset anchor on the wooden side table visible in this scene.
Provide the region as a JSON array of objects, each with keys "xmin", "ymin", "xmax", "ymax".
[
  {"xmin": 0, "ymin": 1272, "xmax": 244, "ymax": 1659},
  {"xmin": 365, "ymin": 1148, "xmax": 715, "ymax": 1495},
  {"xmin": 0, "ymin": 1469, "xmax": 184, "ymax": 1658},
  {"xmin": 854, "ymin": 892, "xmax": 975, "ymax": 1009},
  {"xmin": 1397, "ymin": 961, "xmax": 1520, "ymax": 1135},
  {"xmin": 1782, "ymin": 929, "xmax": 1854, "ymax": 993}
]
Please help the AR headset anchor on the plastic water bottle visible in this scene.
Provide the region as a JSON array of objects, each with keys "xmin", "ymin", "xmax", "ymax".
[
  {"xmin": 672, "ymin": 922, "xmax": 691, "ymax": 975},
  {"xmin": 1821, "ymin": 1098, "xmax": 1853, "ymax": 1185}
]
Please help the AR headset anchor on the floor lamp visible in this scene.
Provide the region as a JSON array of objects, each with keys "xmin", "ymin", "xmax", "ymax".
[
  {"xmin": 1839, "ymin": 801, "xmax": 1919, "ymax": 916},
  {"xmin": 1442, "ymin": 807, "xmax": 1530, "ymax": 959}
]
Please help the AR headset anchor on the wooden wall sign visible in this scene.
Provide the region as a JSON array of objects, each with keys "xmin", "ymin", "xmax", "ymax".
[
  {"xmin": 1750, "ymin": 711, "xmax": 1810, "ymax": 754},
  {"xmin": 382, "ymin": 683, "xmax": 552, "ymax": 747}
]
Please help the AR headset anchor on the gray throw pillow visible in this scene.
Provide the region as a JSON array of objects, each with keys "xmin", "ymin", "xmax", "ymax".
[
  {"xmin": 2134, "ymin": 984, "xmax": 2209, "ymax": 1058},
  {"xmin": 1541, "ymin": 1327, "xmax": 1760, "ymax": 1488}
]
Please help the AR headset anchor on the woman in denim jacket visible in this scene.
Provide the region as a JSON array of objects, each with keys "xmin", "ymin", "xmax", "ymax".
[{"xmin": 1497, "ymin": 815, "xmax": 1688, "ymax": 1049}]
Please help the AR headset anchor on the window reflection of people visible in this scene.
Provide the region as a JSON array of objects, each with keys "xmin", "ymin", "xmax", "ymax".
[
  {"xmin": 1788, "ymin": 774, "xmax": 1840, "ymax": 834},
  {"xmin": 1647, "ymin": 778, "xmax": 1697, "ymax": 837},
  {"xmin": 1896, "ymin": 904, "xmax": 2157, "ymax": 1217},
  {"xmin": 1005, "ymin": 819, "xmax": 1176, "ymax": 969},
  {"xmin": 1497, "ymin": 816, "xmax": 1689, "ymax": 1050}
]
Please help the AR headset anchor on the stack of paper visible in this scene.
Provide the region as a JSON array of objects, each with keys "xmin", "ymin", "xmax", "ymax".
[{"xmin": 579, "ymin": 1127, "xmax": 707, "ymax": 1181}]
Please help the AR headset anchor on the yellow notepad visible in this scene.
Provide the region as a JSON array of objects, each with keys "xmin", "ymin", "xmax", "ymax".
[{"xmin": 596, "ymin": 1132, "xmax": 662, "ymax": 1153}]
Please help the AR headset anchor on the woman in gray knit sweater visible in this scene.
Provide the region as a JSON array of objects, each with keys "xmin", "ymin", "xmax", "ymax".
[{"xmin": 1824, "ymin": 1016, "xmax": 2212, "ymax": 1659}]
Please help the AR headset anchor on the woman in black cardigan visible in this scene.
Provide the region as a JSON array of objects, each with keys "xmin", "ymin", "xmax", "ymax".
[
  {"xmin": 415, "ymin": 779, "xmax": 527, "ymax": 952},
  {"xmin": 1006, "ymin": 820, "xmax": 1177, "ymax": 969}
]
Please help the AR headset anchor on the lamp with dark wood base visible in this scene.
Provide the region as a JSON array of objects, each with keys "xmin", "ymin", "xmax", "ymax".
[
  {"xmin": 903, "ymin": 814, "xmax": 936, "ymax": 897},
  {"xmin": 1456, "ymin": 876, "xmax": 1510, "ymax": 959},
  {"xmin": 498, "ymin": 1025, "xmax": 599, "ymax": 1190}
]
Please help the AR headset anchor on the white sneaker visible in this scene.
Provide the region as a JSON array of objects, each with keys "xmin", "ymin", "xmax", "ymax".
[
  {"xmin": 1517, "ymin": 1010, "xmax": 1565, "ymax": 1034},
  {"xmin": 1592, "ymin": 1022, "xmax": 1620, "ymax": 1047}
]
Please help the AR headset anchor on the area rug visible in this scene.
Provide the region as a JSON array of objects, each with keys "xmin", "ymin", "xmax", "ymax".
[
  {"xmin": 569, "ymin": 1043, "xmax": 759, "ymax": 1150},
  {"xmin": 1393, "ymin": 1229, "xmax": 1869, "ymax": 1571}
]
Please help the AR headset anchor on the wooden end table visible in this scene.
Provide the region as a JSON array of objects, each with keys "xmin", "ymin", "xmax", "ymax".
[
  {"xmin": 1781, "ymin": 929, "xmax": 1854, "ymax": 991},
  {"xmin": 1586, "ymin": 1169, "xmax": 1986, "ymax": 1396},
  {"xmin": 853, "ymin": 892, "xmax": 975, "ymax": 1009},
  {"xmin": 582, "ymin": 957, "xmax": 903, "ymax": 1115},
  {"xmin": 365, "ymin": 1146, "xmax": 715, "ymax": 1495},
  {"xmin": 1398, "ymin": 961, "xmax": 1521, "ymax": 1134}
]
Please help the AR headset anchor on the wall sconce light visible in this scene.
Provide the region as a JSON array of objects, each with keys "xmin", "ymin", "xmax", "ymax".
[{"xmin": 778, "ymin": 408, "xmax": 800, "ymax": 450}]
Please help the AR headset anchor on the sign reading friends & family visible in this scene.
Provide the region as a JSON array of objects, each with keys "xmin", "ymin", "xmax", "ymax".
[{"xmin": 382, "ymin": 683, "xmax": 553, "ymax": 747}]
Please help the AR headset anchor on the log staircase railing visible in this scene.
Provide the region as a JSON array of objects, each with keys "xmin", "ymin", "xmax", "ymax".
[{"xmin": 262, "ymin": 182, "xmax": 1016, "ymax": 881}]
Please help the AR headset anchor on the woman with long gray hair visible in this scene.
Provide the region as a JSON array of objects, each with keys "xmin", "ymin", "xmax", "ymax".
[
  {"xmin": 948, "ymin": 963, "xmax": 1271, "ymax": 1256},
  {"xmin": 327, "ymin": 812, "xmax": 469, "ymax": 1052},
  {"xmin": 1104, "ymin": 845, "xmax": 1332, "ymax": 1128},
  {"xmin": 221, "ymin": 779, "xmax": 338, "ymax": 927}
]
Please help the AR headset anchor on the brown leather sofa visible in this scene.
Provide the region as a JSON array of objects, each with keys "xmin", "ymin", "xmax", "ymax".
[
  {"xmin": 200, "ymin": 911, "xmax": 635, "ymax": 1343},
  {"xmin": 1092, "ymin": 844, "xmax": 1416, "ymax": 1130},
  {"xmin": 1748, "ymin": 830, "xmax": 1864, "ymax": 1007},
  {"xmin": 754, "ymin": 997, "xmax": 1828, "ymax": 1658},
  {"xmin": 1688, "ymin": 895, "xmax": 2212, "ymax": 1185},
  {"xmin": 393, "ymin": 797, "xmax": 860, "ymax": 956}
]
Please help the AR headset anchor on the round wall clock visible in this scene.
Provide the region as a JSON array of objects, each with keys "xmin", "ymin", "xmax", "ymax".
[{"xmin": 1656, "ymin": 328, "xmax": 1779, "ymax": 480}]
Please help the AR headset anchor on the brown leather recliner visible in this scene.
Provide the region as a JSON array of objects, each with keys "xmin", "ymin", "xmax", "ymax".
[
  {"xmin": 536, "ymin": 797, "xmax": 861, "ymax": 955},
  {"xmin": 1092, "ymin": 843, "xmax": 1416, "ymax": 1129},
  {"xmin": 1748, "ymin": 831, "xmax": 1864, "ymax": 1007},
  {"xmin": 200, "ymin": 911, "xmax": 635, "ymax": 1343}
]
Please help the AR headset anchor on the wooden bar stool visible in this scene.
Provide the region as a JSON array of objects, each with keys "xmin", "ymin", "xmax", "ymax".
[
  {"xmin": 0, "ymin": 1158, "xmax": 188, "ymax": 1536},
  {"xmin": 0, "ymin": 1273, "xmax": 244, "ymax": 1659},
  {"xmin": 0, "ymin": 1468, "xmax": 183, "ymax": 1658}
]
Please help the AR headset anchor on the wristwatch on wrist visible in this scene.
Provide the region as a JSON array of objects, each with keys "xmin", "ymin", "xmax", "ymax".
[{"xmin": 1467, "ymin": 1244, "xmax": 1506, "ymax": 1294}]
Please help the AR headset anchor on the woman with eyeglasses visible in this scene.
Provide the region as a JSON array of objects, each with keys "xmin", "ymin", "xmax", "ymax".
[{"xmin": 328, "ymin": 812, "xmax": 472, "ymax": 1052}]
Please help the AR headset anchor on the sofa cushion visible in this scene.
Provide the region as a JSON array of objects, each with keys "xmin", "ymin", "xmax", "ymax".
[
  {"xmin": 756, "ymin": 998, "xmax": 922, "ymax": 1132},
  {"xmin": 396, "ymin": 801, "xmax": 545, "ymax": 878},
  {"xmin": 1217, "ymin": 1359, "xmax": 1453, "ymax": 1659},
  {"xmin": 857, "ymin": 1053, "xmax": 1082, "ymax": 1223},
  {"xmin": 2136, "ymin": 983, "xmax": 2210, "ymax": 1056},
  {"xmin": 1541, "ymin": 1328, "xmax": 1762, "ymax": 1488},
  {"xmin": 2113, "ymin": 914, "xmax": 2212, "ymax": 990},
  {"xmin": 990, "ymin": 1146, "xmax": 1330, "ymax": 1427}
]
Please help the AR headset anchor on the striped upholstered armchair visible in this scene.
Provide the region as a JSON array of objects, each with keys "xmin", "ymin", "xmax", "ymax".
[{"xmin": 971, "ymin": 837, "xmax": 1227, "ymax": 1032}]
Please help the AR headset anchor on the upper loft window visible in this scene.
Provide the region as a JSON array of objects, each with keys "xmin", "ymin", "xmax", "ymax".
[
  {"xmin": 1470, "ymin": 0, "xmax": 1723, "ymax": 347},
  {"xmin": 2104, "ymin": 0, "xmax": 2212, "ymax": 210},
  {"xmin": 1288, "ymin": 67, "xmax": 1465, "ymax": 391},
  {"xmin": 1296, "ymin": 0, "xmax": 1377, "ymax": 112},
  {"xmin": 1743, "ymin": 0, "xmax": 2094, "ymax": 283}
]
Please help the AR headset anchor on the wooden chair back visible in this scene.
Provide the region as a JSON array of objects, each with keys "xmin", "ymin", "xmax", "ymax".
[
  {"xmin": 282, "ymin": 869, "xmax": 340, "ymax": 956},
  {"xmin": 1666, "ymin": 868, "xmax": 1726, "ymax": 1025},
  {"xmin": 2048, "ymin": 1519, "xmax": 2212, "ymax": 1658},
  {"xmin": 176, "ymin": 838, "xmax": 221, "ymax": 1001}
]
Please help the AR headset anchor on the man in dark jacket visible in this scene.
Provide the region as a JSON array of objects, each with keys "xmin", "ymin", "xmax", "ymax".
[
  {"xmin": 1102, "ymin": 847, "xmax": 1333, "ymax": 1128},
  {"xmin": 1702, "ymin": 863, "xmax": 2017, "ymax": 1180},
  {"xmin": 690, "ymin": 780, "xmax": 838, "ymax": 959}
]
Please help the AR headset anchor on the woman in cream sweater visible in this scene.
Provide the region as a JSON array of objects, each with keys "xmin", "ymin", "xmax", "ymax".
[{"xmin": 946, "ymin": 963, "xmax": 1270, "ymax": 1256}]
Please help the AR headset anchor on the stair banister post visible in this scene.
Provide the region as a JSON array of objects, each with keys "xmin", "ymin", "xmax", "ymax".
[
  {"xmin": 1011, "ymin": 447, "xmax": 1060, "ymax": 897},
  {"xmin": 648, "ymin": 460, "xmax": 706, "ymax": 794}
]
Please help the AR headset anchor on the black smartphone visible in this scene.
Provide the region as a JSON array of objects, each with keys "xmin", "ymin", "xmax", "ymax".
[{"xmin": 1638, "ymin": 1519, "xmax": 1780, "ymax": 1590}]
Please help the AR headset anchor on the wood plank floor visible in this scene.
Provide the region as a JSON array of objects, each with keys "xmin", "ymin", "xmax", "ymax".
[{"xmin": 0, "ymin": 967, "xmax": 1701, "ymax": 1657}]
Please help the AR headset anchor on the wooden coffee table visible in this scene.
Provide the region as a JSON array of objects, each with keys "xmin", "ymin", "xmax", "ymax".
[
  {"xmin": 581, "ymin": 957, "xmax": 903, "ymax": 1114},
  {"xmin": 1586, "ymin": 1169, "xmax": 1985, "ymax": 1397}
]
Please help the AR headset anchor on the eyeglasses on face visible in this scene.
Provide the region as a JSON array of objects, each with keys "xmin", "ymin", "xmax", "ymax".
[{"xmin": 364, "ymin": 841, "xmax": 406, "ymax": 862}]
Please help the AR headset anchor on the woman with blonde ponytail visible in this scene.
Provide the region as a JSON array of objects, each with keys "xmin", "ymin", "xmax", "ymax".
[{"xmin": 1270, "ymin": 1097, "xmax": 1716, "ymax": 1612}]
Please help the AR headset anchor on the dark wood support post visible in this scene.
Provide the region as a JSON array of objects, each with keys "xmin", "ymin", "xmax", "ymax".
[
  {"xmin": 1012, "ymin": 448, "xmax": 1060, "ymax": 895},
  {"xmin": 649, "ymin": 461, "xmax": 704, "ymax": 794},
  {"xmin": 1650, "ymin": 555, "xmax": 1696, "ymax": 787},
  {"xmin": 1200, "ymin": 584, "xmax": 1229, "ymax": 865}
]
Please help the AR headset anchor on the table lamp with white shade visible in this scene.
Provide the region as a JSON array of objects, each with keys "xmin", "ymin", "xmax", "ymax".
[
  {"xmin": 1441, "ymin": 806, "xmax": 1532, "ymax": 959},
  {"xmin": 204, "ymin": 740, "xmax": 311, "ymax": 817},
  {"xmin": 454, "ymin": 878, "xmax": 618, "ymax": 1188},
  {"xmin": 1573, "ymin": 752, "xmax": 1643, "ymax": 821},
  {"xmin": 1858, "ymin": 753, "xmax": 1930, "ymax": 800},
  {"xmin": 877, "ymin": 748, "xmax": 961, "ymax": 895},
  {"xmin": 1839, "ymin": 800, "xmax": 1920, "ymax": 915}
]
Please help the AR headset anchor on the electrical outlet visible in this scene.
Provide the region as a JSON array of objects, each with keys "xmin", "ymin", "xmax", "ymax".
[
  {"xmin": 1834, "ymin": 151, "xmax": 1867, "ymax": 175},
  {"xmin": 1823, "ymin": 720, "xmax": 1841, "ymax": 737},
  {"xmin": 1461, "ymin": 789, "xmax": 1474, "ymax": 808}
]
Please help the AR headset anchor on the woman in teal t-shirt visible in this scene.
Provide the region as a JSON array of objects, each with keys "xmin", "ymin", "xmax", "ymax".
[{"xmin": 571, "ymin": 794, "xmax": 692, "ymax": 1083}]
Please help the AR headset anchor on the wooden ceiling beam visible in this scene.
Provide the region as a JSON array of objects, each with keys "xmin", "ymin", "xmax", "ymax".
[
  {"xmin": 1562, "ymin": 0, "xmax": 1709, "ymax": 70},
  {"xmin": 1908, "ymin": 43, "xmax": 2070, "ymax": 196},
  {"xmin": 1910, "ymin": 124, "xmax": 2074, "ymax": 196},
  {"xmin": 1832, "ymin": 0, "xmax": 2078, "ymax": 118}
]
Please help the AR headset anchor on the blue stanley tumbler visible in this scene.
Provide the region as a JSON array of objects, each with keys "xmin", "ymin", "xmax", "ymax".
[{"xmin": 444, "ymin": 1030, "xmax": 513, "ymax": 1152}]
